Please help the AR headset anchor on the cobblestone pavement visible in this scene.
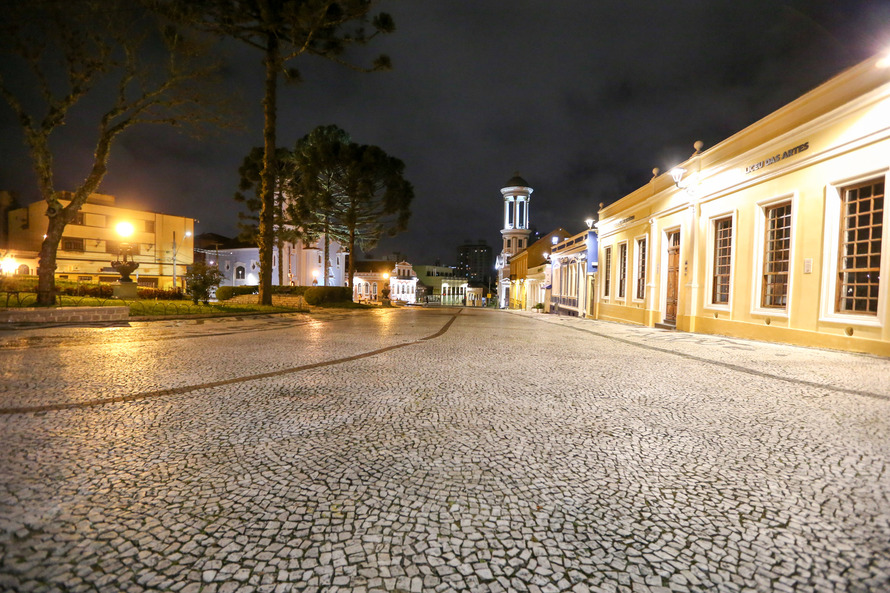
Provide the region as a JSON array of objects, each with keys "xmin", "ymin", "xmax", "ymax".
[{"xmin": 1, "ymin": 308, "xmax": 888, "ymax": 593}]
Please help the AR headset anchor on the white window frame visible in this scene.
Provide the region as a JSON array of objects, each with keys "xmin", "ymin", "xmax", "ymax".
[
  {"xmin": 819, "ymin": 168, "xmax": 889, "ymax": 328},
  {"xmin": 703, "ymin": 209, "xmax": 737, "ymax": 313},
  {"xmin": 616, "ymin": 241, "xmax": 628, "ymax": 301},
  {"xmin": 632, "ymin": 235, "xmax": 647, "ymax": 303},
  {"xmin": 751, "ymin": 193, "xmax": 797, "ymax": 318}
]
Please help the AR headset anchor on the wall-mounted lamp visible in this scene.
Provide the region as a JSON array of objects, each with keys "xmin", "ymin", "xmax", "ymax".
[
  {"xmin": 670, "ymin": 167, "xmax": 686, "ymax": 188},
  {"xmin": 552, "ymin": 236, "xmax": 559, "ymax": 245},
  {"xmin": 585, "ymin": 218, "xmax": 594, "ymax": 229},
  {"xmin": 670, "ymin": 167, "xmax": 697, "ymax": 197}
]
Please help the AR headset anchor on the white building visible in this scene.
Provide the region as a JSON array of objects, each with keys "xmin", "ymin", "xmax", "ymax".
[
  {"xmin": 201, "ymin": 234, "xmax": 347, "ymax": 288},
  {"xmin": 389, "ymin": 261, "xmax": 418, "ymax": 304},
  {"xmin": 495, "ymin": 174, "xmax": 533, "ymax": 308}
]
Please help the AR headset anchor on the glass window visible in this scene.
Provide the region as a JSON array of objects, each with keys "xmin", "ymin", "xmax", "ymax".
[
  {"xmin": 235, "ymin": 266, "xmax": 245, "ymax": 280},
  {"xmin": 713, "ymin": 217, "xmax": 733, "ymax": 304},
  {"xmin": 618, "ymin": 243, "xmax": 627, "ymax": 298},
  {"xmin": 636, "ymin": 237, "xmax": 647, "ymax": 300},
  {"xmin": 837, "ymin": 179, "xmax": 883, "ymax": 314},
  {"xmin": 603, "ymin": 246, "xmax": 612, "ymax": 297},
  {"xmin": 762, "ymin": 202, "xmax": 791, "ymax": 308},
  {"xmin": 61, "ymin": 237, "xmax": 84, "ymax": 251}
]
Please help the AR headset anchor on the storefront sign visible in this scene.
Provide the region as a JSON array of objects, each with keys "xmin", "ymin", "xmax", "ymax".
[{"xmin": 745, "ymin": 141, "xmax": 808, "ymax": 174}]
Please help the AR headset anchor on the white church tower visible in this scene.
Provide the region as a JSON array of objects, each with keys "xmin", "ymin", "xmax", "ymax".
[{"xmin": 496, "ymin": 173, "xmax": 533, "ymax": 308}]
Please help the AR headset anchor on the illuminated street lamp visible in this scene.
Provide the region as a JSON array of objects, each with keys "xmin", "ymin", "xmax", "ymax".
[
  {"xmin": 111, "ymin": 221, "xmax": 139, "ymax": 282},
  {"xmin": 585, "ymin": 218, "xmax": 594, "ymax": 229},
  {"xmin": 111, "ymin": 221, "xmax": 139, "ymax": 299}
]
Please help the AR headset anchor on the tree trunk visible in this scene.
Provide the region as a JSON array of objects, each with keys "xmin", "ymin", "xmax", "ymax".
[
  {"xmin": 36, "ymin": 215, "xmax": 64, "ymax": 306},
  {"xmin": 257, "ymin": 34, "xmax": 279, "ymax": 306},
  {"xmin": 323, "ymin": 214, "xmax": 330, "ymax": 287},
  {"xmin": 347, "ymin": 225, "xmax": 355, "ymax": 291},
  {"xmin": 277, "ymin": 239, "xmax": 284, "ymax": 286}
]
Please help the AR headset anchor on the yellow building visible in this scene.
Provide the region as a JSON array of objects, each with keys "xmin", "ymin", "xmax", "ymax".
[
  {"xmin": 595, "ymin": 52, "xmax": 890, "ymax": 356},
  {"xmin": 5, "ymin": 193, "xmax": 194, "ymax": 289},
  {"xmin": 508, "ymin": 228, "xmax": 567, "ymax": 311}
]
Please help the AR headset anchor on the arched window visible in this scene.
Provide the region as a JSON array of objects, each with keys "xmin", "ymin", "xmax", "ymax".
[
  {"xmin": 235, "ymin": 266, "xmax": 245, "ymax": 280},
  {"xmin": 17, "ymin": 264, "xmax": 29, "ymax": 275}
]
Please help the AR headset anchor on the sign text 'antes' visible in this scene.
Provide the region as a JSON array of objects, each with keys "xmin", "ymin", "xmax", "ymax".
[{"xmin": 745, "ymin": 141, "xmax": 809, "ymax": 174}]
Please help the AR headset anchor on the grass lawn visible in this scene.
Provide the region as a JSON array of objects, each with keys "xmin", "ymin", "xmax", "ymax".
[{"xmin": 1, "ymin": 293, "xmax": 306, "ymax": 317}]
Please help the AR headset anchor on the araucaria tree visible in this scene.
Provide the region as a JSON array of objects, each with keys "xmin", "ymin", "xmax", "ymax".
[
  {"xmin": 173, "ymin": 0, "xmax": 395, "ymax": 305},
  {"xmin": 0, "ymin": 0, "xmax": 222, "ymax": 306},
  {"xmin": 291, "ymin": 125, "xmax": 413, "ymax": 290},
  {"xmin": 234, "ymin": 146, "xmax": 302, "ymax": 285}
]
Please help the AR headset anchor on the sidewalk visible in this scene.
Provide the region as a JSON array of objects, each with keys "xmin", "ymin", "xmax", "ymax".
[{"xmin": 506, "ymin": 309, "xmax": 890, "ymax": 400}]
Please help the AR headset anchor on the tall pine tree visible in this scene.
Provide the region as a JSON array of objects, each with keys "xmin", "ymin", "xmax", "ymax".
[{"xmin": 165, "ymin": 0, "xmax": 394, "ymax": 304}]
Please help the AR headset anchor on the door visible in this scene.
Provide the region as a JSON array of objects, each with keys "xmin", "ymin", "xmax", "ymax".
[{"xmin": 664, "ymin": 231, "xmax": 680, "ymax": 325}]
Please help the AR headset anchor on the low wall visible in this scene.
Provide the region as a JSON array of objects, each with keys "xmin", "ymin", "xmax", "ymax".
[
  {"xmin": 0, "ymin": 306, "xmax": 129, "ymax": 324},
  {"xmin": 225, "ymin": 294, "xmax": 307, "ymax": 308}
]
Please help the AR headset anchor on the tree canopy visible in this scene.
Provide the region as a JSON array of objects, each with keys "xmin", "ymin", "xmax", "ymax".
[
  {"xmin": 289, "ymin": 124, "xmax": 413, "ymax": 289},
  {"xmin": 0, "ymin": 0, "xmax": 225, "ymax": 305},
  {"xmin": 163, "ymin": 0, "xmax": 395, "ymax": 304}
]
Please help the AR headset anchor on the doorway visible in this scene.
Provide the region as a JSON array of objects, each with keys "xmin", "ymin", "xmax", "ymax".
[{"xmin": 664, "ymin": 230, "xmax": 680, "ymax": 325}]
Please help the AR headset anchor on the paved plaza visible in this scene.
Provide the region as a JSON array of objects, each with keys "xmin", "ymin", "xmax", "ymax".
[{"xmin": 0, "ymin": 308, "xmax": 888, "ymax": 593}]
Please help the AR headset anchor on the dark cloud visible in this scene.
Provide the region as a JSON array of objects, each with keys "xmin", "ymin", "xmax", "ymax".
[{"xmin": 2, "ymin": 1, "xmax": 888, "ymax": 264}]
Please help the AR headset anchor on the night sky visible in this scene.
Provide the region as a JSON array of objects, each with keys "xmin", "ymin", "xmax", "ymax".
[{"xmin": 2, "ymin": 1, "xmax": 889, "ymax": 265}]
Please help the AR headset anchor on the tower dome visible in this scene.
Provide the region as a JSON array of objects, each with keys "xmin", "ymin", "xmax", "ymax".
[{"xmin": 504, "ymin": 172, "xmax": 529, "ymax": 188}]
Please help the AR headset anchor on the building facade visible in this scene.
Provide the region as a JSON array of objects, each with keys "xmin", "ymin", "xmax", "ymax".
[
  {"xmin": 495, "ymin": 175, "xmax": 533, "ymax": 308},
  {"xmin": 352, "ymin": 260, "xmax": 417, "ymax": 303},
  {"xmin": 508, "ymin": 228, "xmax": 568, "ymax": 311},
  {"xmin": 201, "ymin": 234, "xmax": 348, "ymax": 289},
  {"xmin": 389, "ymin": 261, "xmax": 418, "ymax": 304},
  {"xmin": 456, "ymin": 239, "xmax": 493, "ymax": 286},
  {"xmin": 5, "ymin": 193, "xmax": 194, "ymax": 289},
  {"xmin": 550, "ymin": 229, "xmax": 598, "ymax": 317},
  {"xmin": 594, "ymin": 52, "xmax": 890, "ymax": 355},
  {"xmin": 413, "ymin": 265, "xmax": 469, "ymax": 306}
]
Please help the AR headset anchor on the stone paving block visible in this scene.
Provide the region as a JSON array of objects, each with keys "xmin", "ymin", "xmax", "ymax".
[{"xmin": 0, "ymin": 308, "xmax": 888, "ymax": 592}]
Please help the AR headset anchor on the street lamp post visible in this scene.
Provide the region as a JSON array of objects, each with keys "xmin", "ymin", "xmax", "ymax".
[
  {"xmin": 171, "ymin": 230, "xmax": 192, "ymax": 291},
  {"xmin": 111, "ymin": 221, "xmax": 139, "ymax": 299}
]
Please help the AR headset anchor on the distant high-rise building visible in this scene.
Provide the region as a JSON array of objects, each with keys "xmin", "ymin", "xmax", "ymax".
[{"xmin": 456, "ymin": 239, "xmax": 492, "ymax": 286}]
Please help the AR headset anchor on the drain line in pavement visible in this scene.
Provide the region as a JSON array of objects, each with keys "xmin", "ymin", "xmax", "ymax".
[{"xmin": 1, "ymin": 311, "xmax": 462, "ymax": 416}]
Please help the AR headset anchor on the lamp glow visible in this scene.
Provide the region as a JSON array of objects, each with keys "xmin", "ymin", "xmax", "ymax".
[
  {"xmin": 585, "ymin": 218, "xmax": 594, "ymax": 229},
  {"xmin": 116, "ymin": 221, "xmax": 134, "ymax": 237},
  {"xmin": 1, "ymin": 255, "xmax": 17, "ymax": 275},
  {"xmin": 670, "ymin": 167, "xmax": 686, "ymax": 186}
]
